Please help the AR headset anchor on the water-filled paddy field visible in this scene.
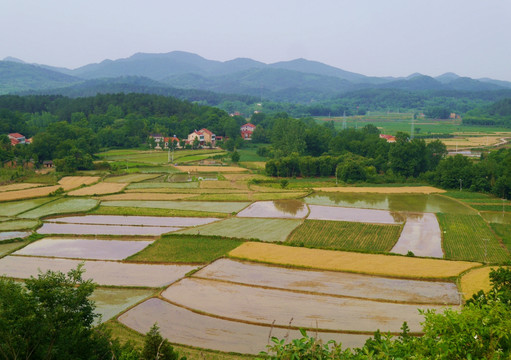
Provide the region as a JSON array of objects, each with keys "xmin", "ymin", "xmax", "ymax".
[
  {"xmin": 18, "ymin": 198, "xmax": 99, "ymax": 219},
  {"xmin": 92, "ymin": 287, "xmax": 155, "ymax": 324},
  {"xmin": 14, "ymin": 238, "xmax": 153, "ymax": 260},
  {"xmin": 305, "ymin": 193, "xmax": 475, "ymax": 214},
  {"xmin": 391, "ymin": 213, "xmax": 443, "ymax": 258},
  {"xmin": 307, "ymin": 204, "xmax": 404, "ymax": 224},
  {"xmin": 0, "ymin": 231, "xmax": 31, "ymax": 241},
  {"xmin": 0, "ymin": 256, "xmax": 196, "ymax": 287},
  {"xmin": 237, "ymin": 200, "xmax": 308, "ymax": 218},
  {"xmin": 194, "ymin": 259, "xmax": 459, "ymax": 304},
  {"xmin": 101, "ymin": 200, "xmax": 250, "ymax": 213},
  {"xmin": 37, "ymin": 223, "xmax": 180, "ymax": 236},
  {"xmin": 162, "ymin": 277, "xmax": 451, "ymax": 333},
  {"xmin": 0, "ymin": 219, "xmax": 39, "ymax": 231},
  {"xmin": 0, "ymin": 198, "xmax": 54, "ymax": 216},
  {"xmin": 46, "ymin": 215, "xmax": 219, "ymax": 227},
  {"xmin": 119, "ymin": 298, "xmax": 369, "ymax": 354}
]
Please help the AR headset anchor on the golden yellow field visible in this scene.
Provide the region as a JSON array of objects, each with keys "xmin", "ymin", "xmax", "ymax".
[
  {"xmin": 0, "ymin": 185, "xmax": 61, "ymax": 201},
  {"xmin": 175, "ymin": 166, "xmax": 248, "ymax": 173},
  {"xmin": 459, "ymin": 266, "xmax": 510, "ymax": 299},
  {"xmin": 229, "ymin": 242, "xmax": 479, "ymax": 279},
  {"xmin": 313, "ymin": 186, "xmax": 446, "ymax": 194},
  {"xmin": 240, "ymin": 161, "xmax": 266, "ymax": 169},
  {"xmin": 434, "ymin": 135, "xmax": 510, "ymax": 150},
  {"xmin": 96, "ymin": 193, "xmax": 197, "ymax": 201},
  {"xmin": 58, "ymin": 176, "xmax": 100, "ymax": 191},
  {"xmin": 0, "ymin": 183, "xmax": 44, "ymax": 192},
  {"xmin": 223, "ymin": 173, "xmax": 267, "ymax": 181},
  {"xmin": 68, "ymin": 182, "xmax": 128, "ymax": 196}
]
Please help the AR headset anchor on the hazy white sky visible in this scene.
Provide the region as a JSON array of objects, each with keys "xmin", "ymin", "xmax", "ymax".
[{"xmin": 1, "ymin": 0, "xmax": 510, "ymax": 80}]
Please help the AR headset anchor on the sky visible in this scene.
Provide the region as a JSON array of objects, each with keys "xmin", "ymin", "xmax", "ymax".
[{"xmin": 1, "ymin": 0, "xmax": 510, "ymax": 81}]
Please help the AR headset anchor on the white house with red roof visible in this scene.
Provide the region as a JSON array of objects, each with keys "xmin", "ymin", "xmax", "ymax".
[
  {"xmin": 8, "ymin": 133, "xmax": 26, "ymax": 146},
  {"xmin": 240, "ymin": 123, "xmax": 256, "ymax": 140},
  {"xmin": 379, "ymin": 134, "xmax": 396, "ymax": 143},
  {"xmin": 186, "ymin": 128, "xmax": 216, "ymax": 147}
]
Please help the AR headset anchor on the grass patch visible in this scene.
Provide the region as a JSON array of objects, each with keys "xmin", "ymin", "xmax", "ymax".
[
  {"xmin": 105, "ymin": 174, "xmax": 161, "ymax": 183},
  {"xmin": 490, "ymin": 223, "xmax": 511, "ymax": 253},
  {"xmin": 287, "ymin": 220, "xmax": 401, "ymax": 252},
  {"xmin": 127, "ymin": 234, "xmax": 244, "ymax": 263},
  {"xmin": 0, "ymin": 197, "xmax": 55, "ymax": 216},
  {"xmin": 23, "ymin": 173, "xmax": 59, "ymax": 185},
  {"xmin": 437, "ymin": 213, "xmax": 509, "ymax": 263},
  {"xmin": 191, "ymin": 192, "xmax": 308, "ymax": 201},
  {"xmin": 18, "ymin": 198, "xmax": 99, "ymax": 219},
  {"xmin": 443, "ymin": 191, "xmax": 495, "ymax": 200},
  {"xmin": 90, "ymin": 206, "xmax": 229, "ymax": 218},
  {"xmin": 0, "ymin": 240, "xmax": 30, "ymax": 257},
  {"xmin": 237, "ymin": 147, "xmax": 267, "ymax": 162},
  {"xmin": 0, "ymin": 219, "xmax": 40, "ymax": 231},
  {"xmin": 177, "ymin": 218, "xmax": 301, "ymax": 242},
  {"xmin": 471, "ymin": 204, "xmax": 511, "ymax": 212}
]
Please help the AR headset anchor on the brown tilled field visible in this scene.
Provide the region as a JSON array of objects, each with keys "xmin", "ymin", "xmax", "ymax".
[
  {"xmin": 68, "ymin": 182, "xmax": 128, "ymax": 196},
  {"xmin": 58, "ymin": 176, "xmax": 100, "ymax": 190},
  {"xmin": 0, "ymin": 185, "xmax": 61, "ymax": 201}
]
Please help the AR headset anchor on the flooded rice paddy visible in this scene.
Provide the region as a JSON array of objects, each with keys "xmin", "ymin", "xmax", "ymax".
[
  {"xmin": 305, "ymin": 193, "xmax": 475, "ymax": 214},
  {"xmin": 0, "ymin": 198, "xmax": 53, "ymax": 216},
  {"xmin": 391, "ymin": 213, "xmax": 443, "ymax": 258},
  {"xmin": 19, "ymin": 198, "xmax": 99, "ymax": 219},
  {"xmin": 194, "ymin": 259, "xmax": 459, "ymax": 304},
  {"xmin": 14, "ymin": 238, "xmax": 153, "ymax": 260},
  {"xmin": 119, "ymin": 298, "xmax": 369, "ymax": 354},
  {"xmin": 307, "ymin": 205, "xmax": 404, "ymax": 224},
  {"xmin": 0, "ymin": 219, "xmax": 39, "ymax": 231},
  {"xmin": 46, "ymin": 215, "xmax": 219, "ymax": 227},
  {"xmin": 102, "ymin": 200, "xmax": 250, "ymax": 213},
  {"xmin": 37, "ymin": 223, "xmax": 180, "ymax": 236},
  {"xmin": 237, "ymin": 200, "xmax": 308, "ymax": 219},
  {"xmin": 162, "ymin": 278, "xmax": 452, "ymax": 333},
  {"xmin": 0, "ymin": 256, "xmax": 196, "ymax": 287},
  {"xmin": 0, "ymin": 231, "xmax": 31, "ymax": 241}
]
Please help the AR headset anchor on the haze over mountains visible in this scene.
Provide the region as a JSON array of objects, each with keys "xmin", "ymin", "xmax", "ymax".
[{"xmin": 2, "ymin": 51, "xmax": 511, "ymax": 102}]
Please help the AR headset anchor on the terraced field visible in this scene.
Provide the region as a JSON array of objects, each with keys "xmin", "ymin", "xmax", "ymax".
[
  {"xmin": 287, "ymin": 219, "xmax": 401, "ymax": 252},
  {"xmin": 101, "ymin": 200, "xmax": 250, "ymax": 213},
  {"xmin": 19, "ymin": 198, "xmax": 99, "ymax": 218}
]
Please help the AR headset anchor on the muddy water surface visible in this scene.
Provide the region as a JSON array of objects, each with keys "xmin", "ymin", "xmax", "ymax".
[
  {"xmin": 46, "ymin": 215, "xmax": 219, "ymax": 227},
  {"xmin": 391, "ymin": 213, "xmax": 443, "ymax": 258},
  {"xmin": 237, "ymin": 200, "xmax": 308, "ymax": 218},
  {"xmin": 119, "ymin": 298, "xmax": 369, "ymax": 354},
  {"xmin": 37, "ymin": 223, "xmax": 180, "ymax": 236},
  {"xmin": 307, "ymin": 205, "xmax": 404, "ymax": 224},
  {"xmin": 0, "ymin": 231, "xmax": 30, "ymax": 241},
  {"xmin": 162, "ymin": 278, "xmax": 453, "ymax": 332},
  {"xmin": 305, "ymin": 193, "xmax": 474, "ymax": 214},
  {"xmin": 195, "ymin": 259, "xmax": 459, "ymax": 304},
  {"xmin": 14, "ymin": 238, "xmax": 153, "ymax": 260},
  {"xmin": 0, "ymin": 256, "xmax": 196, "ymax": 287}
]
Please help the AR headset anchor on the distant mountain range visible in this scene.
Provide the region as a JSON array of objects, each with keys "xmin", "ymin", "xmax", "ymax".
[{"xmin": 2, "ymin": 51, "xmax": 511, "ymax": 102}]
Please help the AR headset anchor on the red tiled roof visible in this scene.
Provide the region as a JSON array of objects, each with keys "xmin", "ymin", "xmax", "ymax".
[
  {"xmin": 242, "ymin": 123, "xmax": 256, "ymax": 128},
  {"xmin": 10, "ymin": 138, "xmax": 19, "ymax": 146},
  {"xmin": 199, "ymin": 128, "xmax": 213, "ymax": 135},
  {"xmin": 8, "ymin": 133, "xmax": 24, "ymax": 139}
]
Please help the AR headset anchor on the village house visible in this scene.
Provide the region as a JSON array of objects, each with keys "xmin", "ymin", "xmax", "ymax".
[
  {"xmin": 187, "ymin": 128, "xmax": 216, "ymax": 147},
  {"xmin": 379, "ymin": 134, "xmax": 396, "ymax": 143},
  {"xmin": 240, "ymin": 123, "xmax": 256, "ymax": 140},
  {"xmin": 164, "ymin": 136, "xmax": 180, "ymax": 149},
  {"xmin": 8, "ymin": 133, "xmax": 26, "ymax": 146}
]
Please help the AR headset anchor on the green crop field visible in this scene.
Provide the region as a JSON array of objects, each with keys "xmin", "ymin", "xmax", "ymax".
[
  {"xmin": 104, "ymin": 174, "xmax": 161, "ymax": 183},
  {"xmin": 237, "ymin": 147, "xmax": 267, "ymax": 162},
  {"xmin": 437, "ymin": 213, "xmax": 509, "ymax": 263},
  {"xmin": 176, "ymin": 218, "xmax": 302, "ymax": 242},
  {"xmin": 490, "ymin": 223, "xmax": 511, "ymax": 253},
  {"xmin": 97, "ymin": 149, "xmax": 225, "ymax": 165},
  {"xmin": 126, "ymin": 182, "xmax": 199, "ymax": 189},
  {"xmin": 89, "ymin": 205, "xmax": 229, "ymax": 218},
  {"xmin": 286, "ymin": 220, "xmax": 401, "ymax": 252},
  {"xmin": 0, "ymin": 219, "xmax": 40, "ymax": 231},
  {"xmin": 471, "ymin": 204, "xmax": 511, "ymax": 212},
  {"xmin": 18, "ymin": 198, "xmax": 99, "ymax": 219},
  {"xmin": 101, "ymin": 200, "xmax": 250, "ymax": 213},
  {"xmin": 192, "ymin": 192, "xmax": 308, "ymax": 201},
  {"xmin": 0, "ymin": 198, "xmax": 54, "ymax": 216},
  {"xmin": 127, "ymin": 235, "xmax": 244, "ymax": 263},
  {"xmin": 0, "ymin": 240, "xmax": 30, "ymax": 258}
]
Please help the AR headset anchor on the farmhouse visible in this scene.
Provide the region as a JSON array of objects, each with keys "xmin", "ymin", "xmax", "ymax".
[
  {"xmin": 379, "ymin": 134, "xmax": 396, "ymax": 143},
  {"xmin": 240, "ymin": 123, "xmax": 256, "ymax": 140},
  {"xmin": 8, "ymin": 133, "xmax": 26, "ymax": 146},
  {"xmin": 187, "ymin": 128, "xmax": 216, "ymax": 147},
  {"xmin": 164, "ymin": 136, "xmax": 180, "ymax": 149}
]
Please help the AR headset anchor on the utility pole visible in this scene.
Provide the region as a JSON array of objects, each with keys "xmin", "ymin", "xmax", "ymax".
[
  {"xmin": 459, "ymin": 178, "xmax": 462, "ymax": 191},
  {"xmin": 342, "ymin": 111, "xmax": 347, "ymax": 130},
  {"xmin": 410, "ymin": 114, "xmax": 415, "ymax": 140}
]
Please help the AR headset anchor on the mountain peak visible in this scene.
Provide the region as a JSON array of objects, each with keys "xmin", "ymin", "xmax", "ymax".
[{"xmin": 3, "ymin": 56, "xmax": 25, "ymax": 63}]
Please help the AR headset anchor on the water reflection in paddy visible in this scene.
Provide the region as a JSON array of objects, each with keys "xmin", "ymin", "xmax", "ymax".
[
  {"xmin": 237, "ymin": 200, "xmax": 308, "ymax": 219},
  {"xmin": 305, "ymin": 193, "xmax": 475, "ymax": 214},
  {"xmin": 46, "ymin": 215, "xmax": 218, "ymax": 227},
  {"xmin": 38, "ymin": 223, "xmax": 180, "ymax": 236},
  {"xmin": 307, "ymin": 205, "xmax": 405, "ymax": 224}
]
